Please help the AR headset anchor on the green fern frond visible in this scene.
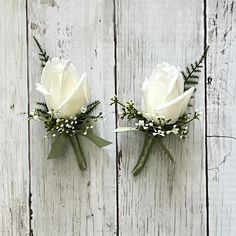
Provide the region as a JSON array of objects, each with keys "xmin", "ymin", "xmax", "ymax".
[
  {"xmin": 182, "ymin": 46, "xmax": 209, "ymax": 91},
  {"xmin": 36, "ymin": 102, "xmax": 48, "ymax": 111},
  {"xmin": 35, "ymin": 108, "xmax": 48, "ymax": 116},
  {"xmin": 33, "ymin": 36, "xmax": 50, "ymax": 67},
  {"xmin": 86, "ymin": 100, "xmax": 100, "ymax": 114}
]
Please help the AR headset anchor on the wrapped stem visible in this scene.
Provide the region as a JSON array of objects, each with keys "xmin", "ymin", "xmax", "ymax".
[
  {"xmin": 132, "ymin": 135, "xmax": 155, "ymax": 176},
  {"xmin": 70, "ymin": 135, "xmax": 87, "ymax": 170}
]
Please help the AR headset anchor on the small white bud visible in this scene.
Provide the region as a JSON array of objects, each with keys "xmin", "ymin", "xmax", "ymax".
[
  {"xmin": 81, "ymin": 106, "xmax": 87, "ymax": 113},
  {"xmin": 139, "ymin": 120, "xmax": 144, "ymax": 126}
]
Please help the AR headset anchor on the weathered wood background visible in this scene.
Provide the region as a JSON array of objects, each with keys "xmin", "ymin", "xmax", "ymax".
[{"xmin": 0, "ymin": 0, "xmax": 235, "ymax": 235}]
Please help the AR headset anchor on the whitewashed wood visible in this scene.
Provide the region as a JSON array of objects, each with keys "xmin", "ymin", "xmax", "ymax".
[
  {"xmin": 0, "ymin": 0, "xmax": 29, "ymax": 235},
  {"xmin": 207, "ymin": 0, "xmax": 236, "ymax": 235},
  {"xmin": 115, "ymin": 1, "xmax": 206, "ymax": 235},
  {"xmin": 28, "ymin": 0, "xmax": 116, "ymax": 235}
]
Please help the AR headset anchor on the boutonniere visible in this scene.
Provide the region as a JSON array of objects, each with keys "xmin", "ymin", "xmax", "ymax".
[
  {"xmin": 111, "ymin": 47, "xmax": 209, "ymax": 176},
  {"xmin": 30, "ymin": 37, "xmax": 111, "ymax": 170}
]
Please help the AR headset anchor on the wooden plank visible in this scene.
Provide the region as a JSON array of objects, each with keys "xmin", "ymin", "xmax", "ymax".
[
  {"xmin": 207, "ymin": 0, "xmax": 236, "ymax": 235},
  {"xmin": 0, "ymin": 0, "xmax": 29, "ymax": 235},
  {"xmin": 27, "ymin": 0, "xmax": 116, "ymax": 235},
  {"xmin": 115, "ymin": 1, "xmax": 206, "ymax": 235}
]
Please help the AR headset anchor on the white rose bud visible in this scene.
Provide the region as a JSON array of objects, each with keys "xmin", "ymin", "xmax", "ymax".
[
  {"xmin": 36, "ymin": 58, "xmax": 91, "ymax": 118},
  {"xmin": 142, "ymin": 63, "xmax": 194, "ymax": 124}
]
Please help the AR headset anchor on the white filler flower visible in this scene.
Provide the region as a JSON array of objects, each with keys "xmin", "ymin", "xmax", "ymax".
[
  {"xmin": 36, "ymin": 58, "xmax": 91, "ymax": 118},
  {"xmin": 142, "ymin": 62, "xmax": 195, "ymax": 124}
]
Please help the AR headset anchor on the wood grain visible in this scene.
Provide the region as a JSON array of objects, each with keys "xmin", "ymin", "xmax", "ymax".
[
  {"xmin": 27, "ymin": 0, "xmax": 116, "ymax": 235},
  {"xmin": 207, "ymin": 0, "xmax": 236, "ymax": 235},
  {"xmin": 115, "ymin": 0, "xmax": 207, "ymax": 235},
  {"xmin": 0, "ymin": 0, "xmax": 29, "ymax": 235},
  {"xmin": 1, "ymin": 1, "xmax": 236, "ymax": 235}
]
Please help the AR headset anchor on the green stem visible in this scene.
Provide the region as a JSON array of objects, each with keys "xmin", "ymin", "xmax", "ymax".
[
  {"xmin": 132, "ymin": 135, "xmax": 155, "ymax": 176},
  {"xmin": 70, "ymin": 135, "xmax": 87, "ymax": 170},
  {"xmin": 157, "ymin": 138, "xmax": 175, "ymax": 163}
]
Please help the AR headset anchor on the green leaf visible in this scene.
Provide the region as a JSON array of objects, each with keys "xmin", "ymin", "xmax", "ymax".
[
  {"xmin": 77, "ymin": 130, "xmax": 111, "ymax": 148},
  {"xmin": 85, "ymin": 131, "xmax": 112, "ymax": 148},
  {"xmin": 187, "ymin": 80, "xmax": 198, "ymax": 85},
  {"xmin": 48, "ymin": 134, "xmax": 67, "ymax": 159},
  {"xmin": 113, "ymin": 127, "xmax": 137, "ymax": 132},
  {"xmin": 156, "ymin": 138, "xmax": 175, "ymax": 163}
]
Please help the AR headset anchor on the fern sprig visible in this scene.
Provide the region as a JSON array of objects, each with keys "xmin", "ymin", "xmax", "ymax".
[
  {"xmin": 85, "ymin": 100, "xmax": 100, "ymax": 115},
  {"xmin": 33, "ymin": 36, "xmax": 50, "ymax": 67},
  {"xmin": 182, "ymin": 46, "xmax": 209, "ymax": 90},
  {"xmin": 36, "ymin": 102, "xmax": 48, "ymax": 111}
]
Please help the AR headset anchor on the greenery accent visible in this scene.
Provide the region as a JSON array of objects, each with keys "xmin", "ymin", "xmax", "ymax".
[
  {"xmin": 33, "ymin": 36, "xmax": 50, "ymax": 67},
  {"xmin": 111, "ymin": 96, "xmax": 201, "ymax": 140},
  {"xmin": 48, "ymin": 134, "xmax": 67, "ymax": 159},
  {"xmin": 132, "ymin": 135, "xmax": 155, "ymax": 176},
  {"xmin": 30, "ymin": 100, "xmax": 110, "ymax": 164},
  {"xmin": 30, "ymin": 100, "xmax": 103, "ymax": 137},
  {"xmin": 111, "ymin": 96, "xmax": 201, "ymax": 176},
  {"xmin": 86, "ymin": 100, "xmax": 101, "ymax": 114},
  {"xmin": 182, "ymin": 46, "xmax": 209, "ymax": 91},
  {"xmin": 70, "ymin": 135, "xmax": 87, "ymax": 170},
  {"xmin": 85, "ymin": 130, "xmax": 112, "ymax": 148}
]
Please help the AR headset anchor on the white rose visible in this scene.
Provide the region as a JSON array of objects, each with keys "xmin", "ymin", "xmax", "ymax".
[
  {"xmin": 142, "ymin": 62, "xmax": 194, "ymax": 124},
  {"xmin": 36, "ymin": 58, "xmax": 91, "ymax": 118}
]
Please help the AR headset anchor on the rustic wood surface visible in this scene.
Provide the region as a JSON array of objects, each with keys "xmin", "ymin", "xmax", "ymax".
[
  {"xmin": 0, "ymin": 1, "xmax": 29, "ymax": 235},
  {"xmin": 0, "ymin": 0, "xmax": 235, "ymax": 235},
  {"xmin": 207, "ymin": 0, "xmax": 236, "ymax": 235},
  {"xmin": 115, "ymin": 1, "xmax": 206, "ymax": 235}
]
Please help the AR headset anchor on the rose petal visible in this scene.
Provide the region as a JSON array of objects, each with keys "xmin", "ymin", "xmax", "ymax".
[
  {"xmin": 61, "ymin": 60, "xmax": 79, "ymax": 99},
  {"xmin": 165, "ymin": 70, "xmax": 184, "ymax": 103},
  {"xmin": 57, "ymin": 73, "xmax": 91, "ymax": 117},
  {"xmin": 154, "ymin": 87, "xmax": 194, "ymax": 124},
  {"xmin": 142, "ymin": 63, "xmax": 181, "ymax": 113},
  {"xmin": 35, "ymin": 83, "xmax": 53, "ymax": 110}
]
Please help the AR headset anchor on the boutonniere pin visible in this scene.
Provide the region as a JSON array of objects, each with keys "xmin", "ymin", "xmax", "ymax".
[
  {"xmin": 30, "ymin": 37, "xmax": 111, "ymax": 170},
  {"xmin": 111, "ymin": 47, "xmax": 209, "ymax": 176}
]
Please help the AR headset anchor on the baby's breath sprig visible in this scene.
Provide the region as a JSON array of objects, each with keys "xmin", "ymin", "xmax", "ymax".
[
  {"xmin": 110, "ymin": 96, "xmax": 143, "ymax": 120},
  {"xmin": 111, "ymin": 96, "xmax": 201, "ymax": 140},
  {"xmin": 29, "ymin": 100, "xmax": 103, "ymax": 138}
]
